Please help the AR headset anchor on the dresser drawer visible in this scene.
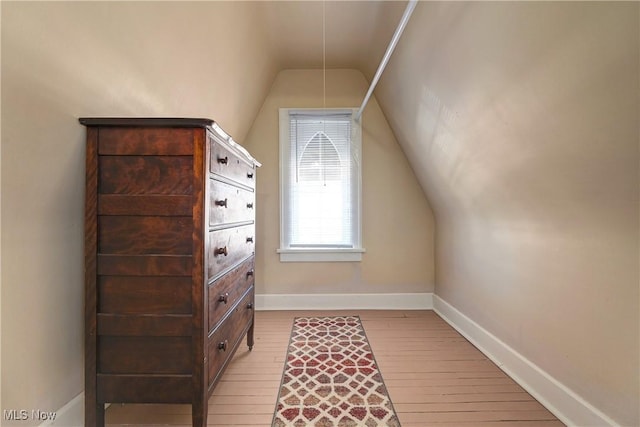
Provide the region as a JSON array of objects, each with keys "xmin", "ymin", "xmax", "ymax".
[
  {"xmin": 207, "ymin": 224, "xmax": 255, "ymax": 279},
  {"xmin": 209, "ymin": 179, "xmax": 255, "ymax": 227},
  {"xmin": 208, "ymin": 257, "xmax": 254, "ymax": 333},
  {"xmin": 209, "ymin": 137, "xmax": 256, "ymax": 189},
  {"xmin": 99, "ymin": 155, "xmax": 193, "ymax": 195},
  {"xmin": 98, "ymin": 336, "xmax": 191, "ymax": 375},
  {"xmin": 207, "ymin": 287, "xmax": 254, "ymax": 386}
]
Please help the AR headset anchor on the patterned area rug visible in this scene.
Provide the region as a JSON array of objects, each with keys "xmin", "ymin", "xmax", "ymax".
[{"xmin": 272, "ymin": 316, "xmax": 401, "ymax": 427}]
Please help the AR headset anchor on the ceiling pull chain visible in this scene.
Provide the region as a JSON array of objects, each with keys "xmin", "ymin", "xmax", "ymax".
[{"xmin": 323, "ymin": 0, "xmax": 327, "ymax": 186}]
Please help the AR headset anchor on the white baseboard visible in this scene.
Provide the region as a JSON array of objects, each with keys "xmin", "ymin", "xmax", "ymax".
[
  {"xmin": 40, "ymin": 392, "xmax": 83, "ymax": 427},
  {"xmin": 256, "ymin": 292, "xmax": 433, "ymax": 311},
  {"xmin": 40, "ymin": 393, "xmax": 113, "ymax": 427},
  {"xmin": 433, "ymin": 295, "xmax": 618, "ymax": 427}
]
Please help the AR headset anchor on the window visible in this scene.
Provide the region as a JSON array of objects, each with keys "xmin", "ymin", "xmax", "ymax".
[{"xmin": 278, "ymin": 108, "xmax": 364, "ymax": 262}]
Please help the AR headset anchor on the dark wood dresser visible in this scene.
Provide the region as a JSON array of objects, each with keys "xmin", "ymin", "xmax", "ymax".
[{"xmin": 81, "ymin": 118, "xmax": 260, "ymax": 427}]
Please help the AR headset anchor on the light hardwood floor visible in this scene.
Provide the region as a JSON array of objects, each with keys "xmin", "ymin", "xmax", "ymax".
[{"xmin": 105, "ymin": 310, "xmax": 564, "ymax": 426}]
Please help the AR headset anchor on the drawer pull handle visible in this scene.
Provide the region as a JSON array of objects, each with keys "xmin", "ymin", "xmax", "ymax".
[
  {"xmin": 218, "ymin": 340, "xmax": 228, "ymax": 352},
  {"xmin": 246, "ymin": 237, "xmax": 254, "ymax": 243},
  {"xmin": 215, "ymin": 246, "xmax": 228, "ymax": 256},
  {"xmin": 247, "ymin": 172, "xmax": 254, "ymax": 179},
  {"xmin": 219, "ymin": 293, "xmax": 229, "ymax": 304},
  {"xmin": 246, "ymin": 270, "xmax": 254, "ymax": 278},
  {"xmin": 247, "ymin": 302, "xmax": 254, "ymax": 310},
  {"xmin": 217, "ymin": 156, "xmax": 228, "ymax": 165},
  {"xmin": 215, "ymin": 198, "xmax": 228, "ymax": 207},
  {"xmin": 246, "ymin": 203, "xmax": 254, "ymax": 209}
]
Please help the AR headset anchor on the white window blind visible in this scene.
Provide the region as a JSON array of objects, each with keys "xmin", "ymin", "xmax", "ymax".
[{"xmin": 279, "ymin": 109, "xmax": 363, "ymax": 262}]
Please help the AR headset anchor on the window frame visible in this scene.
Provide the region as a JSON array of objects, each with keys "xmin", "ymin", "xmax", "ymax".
[{"xmin": 277, "ymin": 108, "xmax": 364, "ymax": 262}]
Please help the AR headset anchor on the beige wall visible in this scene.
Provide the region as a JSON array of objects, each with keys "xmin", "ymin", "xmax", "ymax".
[
  {"xmin": 243, "ymin": 69, "xmax": 435, "ymax": 295},
  {"xmin": 1, "ymin": 2, "xmax": 276, "ymax": 423},
  {"xmin": 375, "ymin": 2, "xmax": 639, "ymax": 425}
]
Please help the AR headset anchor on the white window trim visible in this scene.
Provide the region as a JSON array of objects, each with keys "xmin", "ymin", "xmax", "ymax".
[{"xmin": 278, "ymin": 108, "xmax": 364, "ymax": 262}]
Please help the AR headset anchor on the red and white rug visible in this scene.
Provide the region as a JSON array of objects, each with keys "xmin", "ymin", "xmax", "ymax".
[{"xmin": 272, "ymin": 316, "xmax": 401, "ymax": 427}]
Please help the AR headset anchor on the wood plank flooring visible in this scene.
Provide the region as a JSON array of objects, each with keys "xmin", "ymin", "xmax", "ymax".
[{"xmin": 105, "ymin": 310, "xmax": 564, "ymax": 426}]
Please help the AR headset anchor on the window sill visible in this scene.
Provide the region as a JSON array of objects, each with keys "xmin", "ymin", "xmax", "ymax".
[{"xmin": 277, "ymin": 248, "xmax": 365, "ymax": 262}]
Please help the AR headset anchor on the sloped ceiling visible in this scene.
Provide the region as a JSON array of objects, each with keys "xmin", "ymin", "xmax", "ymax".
[{"xmin": 260, "ymin": 1, "xmax": 405, "ymax": 75}]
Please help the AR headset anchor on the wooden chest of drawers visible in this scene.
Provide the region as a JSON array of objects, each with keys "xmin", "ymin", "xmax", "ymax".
[{"xmin": 81, "ymin": 118, "xmax": 260, "ymax": 427}]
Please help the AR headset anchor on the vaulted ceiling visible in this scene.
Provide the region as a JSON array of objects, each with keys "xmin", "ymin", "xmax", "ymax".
[{"xmin": 258, "ymin": 0, "xmax": 406, "ymax": 75}]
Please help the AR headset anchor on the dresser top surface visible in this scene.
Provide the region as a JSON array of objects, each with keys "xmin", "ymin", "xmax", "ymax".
[{"xmin": 79, "ymin": 117, "xmax": 215, "ymax": 128}]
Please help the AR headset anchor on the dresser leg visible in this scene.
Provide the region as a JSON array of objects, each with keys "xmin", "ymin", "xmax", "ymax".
[
  {"xmin": 247, "ymin": 320, "xmax": 255, "ymax": 351},
  {"xmin": 87, "ymin": 402, "xmax": 105, "ymax": 427},
  {"xmin": 192, "ymin": 397, "xmax": 207, "ymax": 427},
  {"xmin": 97, "ymin": 403, "xmax": 105, "ymax": 427},
  {"xmin": 84, "ymin": 393, "xmax": 104, "ymax": 427}
]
